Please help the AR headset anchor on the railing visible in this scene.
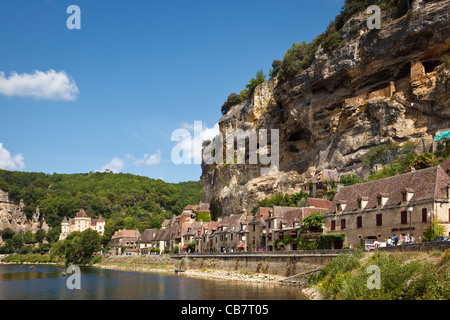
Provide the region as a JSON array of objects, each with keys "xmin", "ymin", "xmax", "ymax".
[{"xmin": 169, "ymin": 249, "xmax": 353, "ymax": 258}]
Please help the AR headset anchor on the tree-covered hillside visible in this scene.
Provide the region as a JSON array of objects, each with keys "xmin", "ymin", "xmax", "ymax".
[{"xmin": 0, "ymin": 170, "xmax": 202, "ymax": 230}]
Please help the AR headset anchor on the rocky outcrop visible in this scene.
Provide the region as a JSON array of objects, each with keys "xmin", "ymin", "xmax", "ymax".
[
  {"xmin": 0, "ymin": 189, "xmax": 48, "ymax": 243},
  {"xmin": 201, "ymin": 0, "xmax": 450, "ymax": 216}
]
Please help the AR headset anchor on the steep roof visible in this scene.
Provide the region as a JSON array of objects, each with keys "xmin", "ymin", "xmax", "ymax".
[
  {"xmin": 140, "ymin": 229, "xmax": 157, "ymax": 243},
  {"xmin": 112, "ymin": 229, "xmax": 141, "ymax": 239},
  {"xmin": 75, "ymin": 209, "xmax": 89, "ymax": 218},
  {"xmin": 442, "ymin": 157, "xmax": 450, "ymax": 176},
  {"xmin": 306, "ymin": 198, "xmax": 331, "ymax": 209},
  {"xmin": 327, "ymin": 166, "xmax": 450, "ymax": 214}
]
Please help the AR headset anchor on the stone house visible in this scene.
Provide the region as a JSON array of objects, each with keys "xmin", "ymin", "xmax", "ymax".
[
  {"xmin": 60, "ymin": 209, "xmax": 105, "ymax": 241},
  {"xmin": 212, "ymin": 214, "xmax": 246, "ymax": 253},
  {"xmin": 194, "ymin": 221, "xmax": 217, "ymax": 253},
  {"xmin": 264, "ymin": 202, "xmax": 330, "ymax": 251},
  {"xmin": 324, "ymin": 161, "xmax": 450, "ymax": 249},
  {"xmin": 152, "ymin": 227, "xmax": 171, "ymax": 254},
  {"xmin": 138, "ymin": 229, "xmax": 157, "ymax": 254},
  {"xmin": 110, "ymin": 229, "xmax": 141, "ymax": 255},
  {"xmin": 248, "ymin": 207, "xmax": 270, "ymax": 252}
]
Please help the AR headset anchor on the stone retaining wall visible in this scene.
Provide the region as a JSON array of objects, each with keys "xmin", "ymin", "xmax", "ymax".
[{"xmin": 171, "ymin": 252, "xmax": 346, "ymax": 277}]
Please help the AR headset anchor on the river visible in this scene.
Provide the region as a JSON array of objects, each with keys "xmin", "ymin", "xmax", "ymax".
[{"xmin": 0, "ymin": 264, "xmax": 307, "ymax": 300}]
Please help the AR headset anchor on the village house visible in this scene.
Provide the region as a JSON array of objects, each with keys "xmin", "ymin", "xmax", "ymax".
[
  {"xmin": 266, "ymin": 200, "xmax": 330, "ymax": 251},
  {"xmin": 138, "ymin": 229, "xmax": 157, "ymax": 254},
  {"xmin": 110, "ymin": 229, "xmax": 141, "ymax": 255},
  {"xmin": 211, "ymin": 214, "xmax": 246, "ymax": 253},
  {"xmin": 300, "ymin": 169, "xmax": 340, "ymax": 198},
  {"xmin": 248, "ymin": 207, "xmax": 270, "ymax": 252},
  {"xmin": 324, "ymin": 159, "xmax": 450, "ymax": 249},
  {"xmin": 59, "ymin": 209, "xmax": 105, "ymax": 241},
  {"xmin": 152, "ymin": 219, "xmax": 171, "ymax": 254},
  {"xmin": 194, "ymin": 221, "xmax": 217, "ymax": 253}
]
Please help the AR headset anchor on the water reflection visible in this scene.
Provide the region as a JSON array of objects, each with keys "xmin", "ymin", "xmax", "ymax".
[{"xmin": 0, "ymin": 265, "xmax": 307, "ymax": 300}]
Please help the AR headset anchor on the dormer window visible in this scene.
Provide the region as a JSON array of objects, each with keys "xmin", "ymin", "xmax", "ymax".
[
  {"xmin": 377, "ymin": 193, "xmax": 389, "ymax": 207},
  {"xmin": 402, "ymin": 189, "xmax": 414, "ymax": 203},
  {"xmin": 357, "ymin": 196, "xmax": 368, "ymax": 210},
  {"xmin": 336, "ymin": 200, "xmax": 347, "ymax": 213}
]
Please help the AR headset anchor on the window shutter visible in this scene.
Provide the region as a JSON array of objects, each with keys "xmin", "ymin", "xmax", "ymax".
[
  {"xmin": 401, "ymin": 211, "xmax": 408, "ymax": 224},
  {"xmin": 357, "ymin": 216, "xmax": 362, "ymax": 228},
  {"xmin": 376, "ymin": 214, "xmax": 382, "ymax": 226}
]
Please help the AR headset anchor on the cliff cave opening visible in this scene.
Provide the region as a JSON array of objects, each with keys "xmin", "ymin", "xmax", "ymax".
[{"xmin": 422, "ymin": 60, "xmax": 441, "ymax": 74}]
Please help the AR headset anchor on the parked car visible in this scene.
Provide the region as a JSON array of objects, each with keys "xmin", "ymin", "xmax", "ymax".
[{"xmin": 433, "ymin": 236, "xmax": 450, "ymax": 242}]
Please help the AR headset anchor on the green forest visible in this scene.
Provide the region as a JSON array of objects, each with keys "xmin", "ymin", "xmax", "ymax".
[{"xmin": 0, "ymin": 170, "xmax": 203, "ymax": 233}]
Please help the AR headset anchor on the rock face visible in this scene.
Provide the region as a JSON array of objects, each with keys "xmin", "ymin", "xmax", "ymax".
[
  {"xmin": 201, "ymin": 0, "xmax": 450, "ymax": 217},
  {"xmin": 0, "ymin": 189, "xmax": 48, "ymax": 242}
]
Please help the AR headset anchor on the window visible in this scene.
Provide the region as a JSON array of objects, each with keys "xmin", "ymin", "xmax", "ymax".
[
  {"xmin": 252, "ymin": 224, "xmax": 255, "ymax": 232},
  {"xmin": 357, "ymin": 216, "xmax": 362, "ymax": 228},
  {"xmin": 358, "ymin": 200, "xmax": 362, "ymax": 210},
  {"xmin": 377, "ymin": 196, "xmax": 382, "ymax": 206},
  {"xmin": 402, "ymin": 192, "xmax": 407, "ymax": 202},
  {"xmin": 341, "ymin": 219, "xmax": 346, "ymax": 230},
  {"xmin": 376, "ymin": 214, "xmax": 382, "ymax": 226},
  {"xmin": 331, "ymin": 220, "xmax": 336, "ymax": 231},
  {"xmin": 422, "ymin": 208, "xmax": 427, "ymax": 222},
  {"xmin": 336, "ymin": 204, "xmax": 342, "ymax": 212},
  {"xmin": 401, "ymin": 211, "xmax": 408, "ymax": 224},
  {"xmin": 268, "ymin": 221, "xmax": 271, "ymax": 228}
]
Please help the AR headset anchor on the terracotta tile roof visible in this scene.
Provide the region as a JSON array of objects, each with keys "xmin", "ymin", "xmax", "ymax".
[
  {"xmin": 112, "ymin": 229, "xmax": 141, "ymax": 239},
  {"xmin": 306, "ymin": 198, "xmax": 331, "ymax": 209},
  {"xmin": 327, "ymin": 166, "xmax": 450, "ymax": 214}
]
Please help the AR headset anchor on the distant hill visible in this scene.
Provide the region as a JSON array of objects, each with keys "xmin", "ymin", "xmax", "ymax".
[{"xmin": 0, "ymin": 170, "xmax": 202, "ymax": 229}]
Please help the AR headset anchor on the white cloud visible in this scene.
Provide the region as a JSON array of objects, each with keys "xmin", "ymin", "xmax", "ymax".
[
  {"xmin": 172, "ymin": 122, "xmax": 220, "ymax": 164},
  {"xmin": 98, "ymin": 157, "xmax": 124, "ymax": 173},
  {"xmin": 0, "ymin": 143, "xmax": 25, "ymax": 170},
  {"xmin": 128, "ymin": 150, "xmax": 162, "ymax": 166},
  {"xmin": 0, "ymin": 69, "xmax": 79, "ymax": 101}
]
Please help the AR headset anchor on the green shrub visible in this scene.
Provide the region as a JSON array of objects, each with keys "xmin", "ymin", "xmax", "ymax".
[
  {"xmin": 240, "ymin": 70, "xmax": 266, "ymax": 101},
  {"xmin": 221, "ymin": 93, "xmax": 242, "ymax": 115}
]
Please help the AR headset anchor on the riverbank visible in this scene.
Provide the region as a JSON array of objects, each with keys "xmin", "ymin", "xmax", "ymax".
[
  {"xmin": 96, "ymin": 255, "xmax": 287, "ymax": 283},
  {"xmin": 308, "ymin": 249, "xmax": 450, "ymax": 300}
]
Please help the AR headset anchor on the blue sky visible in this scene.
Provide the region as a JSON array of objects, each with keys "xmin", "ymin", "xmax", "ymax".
[{"xmin": 0, "ymin": 0, "xmax": 344, "ymax": 183}]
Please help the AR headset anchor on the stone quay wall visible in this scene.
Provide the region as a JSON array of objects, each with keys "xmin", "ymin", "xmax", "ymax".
[{"xmin": 170, "ymin": 250, "xmax": 351, "ymax": 277}]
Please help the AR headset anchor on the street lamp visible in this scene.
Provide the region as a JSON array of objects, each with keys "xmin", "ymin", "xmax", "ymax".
[{"xmin": 408, "ymin": 206, "xmax": 413, "ymax": 244}]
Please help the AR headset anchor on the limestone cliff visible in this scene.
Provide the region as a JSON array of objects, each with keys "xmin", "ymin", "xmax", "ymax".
[
  {"xmin": 201, "ymin": 0, "xmax": 450, "ymax": 216},
  {"xmin": 0, "ymin": 189, "xmax": 48, "ymax": 243}
]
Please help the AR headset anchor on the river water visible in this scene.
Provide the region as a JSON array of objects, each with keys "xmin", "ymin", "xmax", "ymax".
[{"xmin": 0, "ymin": 264, "xmax": 307, "ymax": 300}]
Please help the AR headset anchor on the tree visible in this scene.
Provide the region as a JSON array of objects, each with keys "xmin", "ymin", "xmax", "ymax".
[
  {"xmin": 240, "ymin": 70, "xmax": 266, "ymax": 101},
  {"xmin": 1, "ymin": 228, "xmax": 15, "ymax": 240},
  {"xmin": 302, "ymin": 213, "xmax": 325, "ymax": 233},
  {"xmin": 340, "ymin": 173, "xmax": 362, "ymax": 186},
  {"xmin": 221, "ymin": 93, "xmax": 242, "ymax": 115},
  {"xmin": 24, "ymin": 230, "xmax": 34, "ymax": 244},
  {"xmin": 422, "ymin": 220, "xmax": 444, "ymax": 242},
  {"xmin": 35, "ymin": 229, "xmax": 47, "ymax": 243},
  {"xmin": 412, "ymin": 153, "xmax": 438, "ymax": 170},
  {"xmin": 12, "ymin": 231, "xmax": 24, "ymax": 249}
]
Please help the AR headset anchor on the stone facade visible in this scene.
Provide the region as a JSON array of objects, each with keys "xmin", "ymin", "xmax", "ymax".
[
  {"xmin": 59, "ymin": 209, "xmax": 105, "ymax": 241},
  {"xmin": 324, "ymin": 161, "xmax": 450, "ymax": 248}
]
